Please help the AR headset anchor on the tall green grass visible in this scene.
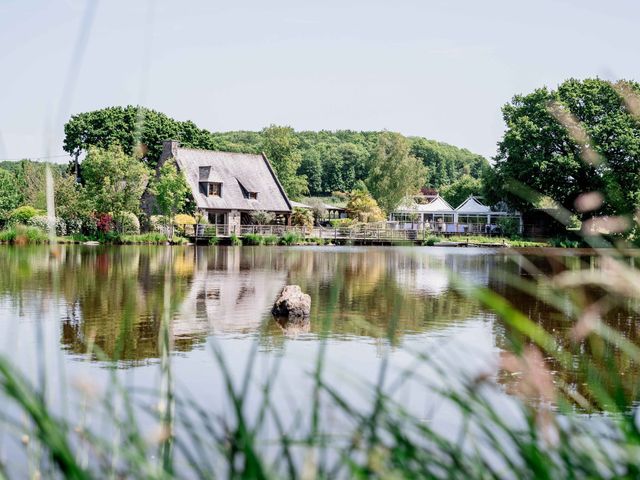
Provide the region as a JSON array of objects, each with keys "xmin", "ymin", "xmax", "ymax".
[{"xmin": 0, "ymin": 225, "xmax": 49, "ymax": 244}]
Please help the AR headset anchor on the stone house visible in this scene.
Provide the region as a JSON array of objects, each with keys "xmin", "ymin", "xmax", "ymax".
[{"xmin": 154, "ymin": 140, "xmax": 292, "ymax": 234}]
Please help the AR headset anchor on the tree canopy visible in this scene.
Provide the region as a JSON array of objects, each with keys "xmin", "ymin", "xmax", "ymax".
[
  {"xmin": 63, "ymin": 106, "xmax": 488, "ymax": 197},
  {"xmin": 151, "ymin": 159, "xmax": 191, "ymax": 224},
  {"xmin": 489, "ymin": 78, "xmax": 640, "ymax": 216},
  {"xmin": 260, "ymin": 125, "xmax": 308, "ymax": 199},
  {"xmin": 366, "ymin": 132, "xmax": 428, "ymax": 213},
  {"xmin": 0, "ymin": 169, "xmax": 22, "ymax": 220},
  {"xmin": 439, "ymin": 175, "xmax": 483, "ymax": 208},
  {"xmin": 81, "ymin": 145, "xmax": 150, "ymax": 217}
]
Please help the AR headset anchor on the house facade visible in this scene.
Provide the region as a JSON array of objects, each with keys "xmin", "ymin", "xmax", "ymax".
[
  {"xmin": 390, "ymin": 194, "xmax": 522, "ymax": 234},
  {"xmin": 156, "ymin": 140, "xmax": 292, "ymax": 234}
]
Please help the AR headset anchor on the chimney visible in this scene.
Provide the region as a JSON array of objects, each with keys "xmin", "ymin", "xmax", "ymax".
[
  {"xmin": 157, "ymin": 140, "xmax": 180, "ymax": 170},
  {"xmin": 162, "ymin": 139, "xmax": 180, "ymax": 159}
]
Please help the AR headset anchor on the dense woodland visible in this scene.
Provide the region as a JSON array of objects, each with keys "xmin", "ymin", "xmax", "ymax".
[{"xmin": 62, "ymin": 106, "xmax": 489, "ymax": 200}]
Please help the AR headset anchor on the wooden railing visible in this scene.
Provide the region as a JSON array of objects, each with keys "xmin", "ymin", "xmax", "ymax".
[{"xmin": 180, "ymin": 223, "xmax": 523, "ymax": 241}]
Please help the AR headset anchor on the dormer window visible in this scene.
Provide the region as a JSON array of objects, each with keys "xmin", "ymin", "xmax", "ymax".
[
  {"xmin": 208, "ymin": 182, "xmax": 222, "ymax": 197},
  {"xmin": 236, "ymin": 178, "xmax": 258, "ymax": 200}
]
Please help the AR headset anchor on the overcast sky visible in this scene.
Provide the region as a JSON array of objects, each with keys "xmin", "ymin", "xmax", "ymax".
[{"xmin": 0, "ymin": 0, "xmax": 638, "ymax": 162}]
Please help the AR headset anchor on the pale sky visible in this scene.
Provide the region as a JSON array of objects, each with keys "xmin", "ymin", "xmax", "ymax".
[{"xmin": 0, "ymin": 0, "xmax": 638, "ymax": 162}]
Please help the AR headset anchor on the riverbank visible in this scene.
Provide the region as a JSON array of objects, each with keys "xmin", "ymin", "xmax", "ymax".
[{"xmin": 0, "ymin": 225, "xmax": 591, "ymax": 249}]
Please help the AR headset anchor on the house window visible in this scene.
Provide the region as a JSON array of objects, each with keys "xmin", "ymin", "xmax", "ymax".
[
  {"xmin": 208, "ymin": 212, "xmax": 227, "ymax": 224},
  {"xmin": 247, "ymin": 192, "xmax": 258, "ymax": 200},
  {"xmin": 208, "ymin": 182, "xmax": 222, "ymax": 197}
]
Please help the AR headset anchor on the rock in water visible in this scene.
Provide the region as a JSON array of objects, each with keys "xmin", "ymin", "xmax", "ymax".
[{"xmin": 272, "ymin": 285, "xmax": 311, "ymax": 319}]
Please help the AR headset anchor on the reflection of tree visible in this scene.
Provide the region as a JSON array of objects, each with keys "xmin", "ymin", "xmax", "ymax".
[
  {"xmin": 0, "ymin": 246, "xmax": 200, "ymax": 365},
  {"xmin": 488, "ymin": 254, "xmax": 640, "ymax": 406},
  {"xmin": 265, "ymin": 248, "xmax": 488, "ymax": 343}
]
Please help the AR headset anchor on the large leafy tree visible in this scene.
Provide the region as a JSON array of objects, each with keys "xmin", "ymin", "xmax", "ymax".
[
  {"xmin": 0, "ymin": 169, "xmax": 22, "ymax": 220},
  {"xmin": 81, "ymin": 145, "xmax": 150, "ymax": 218},
  {"xmin": 151, "ymin": 159, "xmax": 190, "ymax": 228},
  {"xmin": 440, "ymin": 174, "xmax": 483, "ymax": 208},
  {"xmin": 490, "ymin": 78, "xmax": 640, "ymax": 216},
  {"xmin": 260, "ymin": 125, "xmax": 308, "ymax": 199},
  {"xmin": 346, "ymin": 188, "xmax": 385, "ymax": 223},
  {"xmin": 64, "ymin": 106, "xmax": 231, "ymax": 169},
  {"xmin": 367, "ymin": 132, "xmax": 428, "ymax": 213}
]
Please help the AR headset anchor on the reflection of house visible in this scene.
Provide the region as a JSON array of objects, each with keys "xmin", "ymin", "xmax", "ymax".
[
  {"xmin": 175, "ymin": 248, "xmax": 287, "ymax": 335},
  {"xmin": 155, "ymin": 140, "xmax": 292, "ymax": 234},
  {"xmin": 390, "ymin": 195, "xmax": 522, "ymax": 234}
]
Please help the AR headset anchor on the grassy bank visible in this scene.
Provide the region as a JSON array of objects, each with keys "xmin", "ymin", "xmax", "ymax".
[{"xmin": 0, "ymin": 226, "xmax": 189, "ymax": 246}]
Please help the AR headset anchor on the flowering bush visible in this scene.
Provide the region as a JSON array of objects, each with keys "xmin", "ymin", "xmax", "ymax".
[
  {"xmin": 27, "ymin": 216, "xmax": 67, "ymax": 236},
  {"xmin": 64, "ymin": 217, "xmax": 84, "ymax": 235},
  {"xmin": 96, "ymin": 213, "xmax": 114, "ymax": 233},
  {"xmin": 114, "ymin": 212, "xmax": 140, "ymax": 235}
]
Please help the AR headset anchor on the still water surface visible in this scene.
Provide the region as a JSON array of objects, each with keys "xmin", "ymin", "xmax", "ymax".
[{"xmin": 0, "ymin": 245, "xmax": 638, "ymax": 472}]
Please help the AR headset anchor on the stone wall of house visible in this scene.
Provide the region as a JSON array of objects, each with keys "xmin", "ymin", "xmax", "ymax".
[{"xmin": 228, "ymin": 210, "xmax": 241, "ymax": 235}]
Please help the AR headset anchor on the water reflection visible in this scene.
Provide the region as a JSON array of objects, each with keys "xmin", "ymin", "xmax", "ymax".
[{"xmin": 0, "ymin": 244, "xmax": 638, "ymax": 402}]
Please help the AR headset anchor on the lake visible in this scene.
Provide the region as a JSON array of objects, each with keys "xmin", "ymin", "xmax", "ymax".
[{"xmin": 0, "ymin": 245, "xmax": 638, "ymax": 476}]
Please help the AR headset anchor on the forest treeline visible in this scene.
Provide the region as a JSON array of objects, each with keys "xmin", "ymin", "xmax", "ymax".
[{"xmin": 62, "ymin": 106, "xmax": 489, "ymax": 198}]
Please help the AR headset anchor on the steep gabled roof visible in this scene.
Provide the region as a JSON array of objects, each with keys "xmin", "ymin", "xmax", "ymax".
[
  {"xmin": 394, "ymin": 195, "xmax": 454, "ymax": 213},
  {"xmin": 420, "ymin": 195, "xmax": 455, "ymax": 212},
  {"xmin": 175, "ymin": 147, "xmax": 291, "ymax": 212},
  {"xmin": 455, "ymin": 196, "xmax": 491, "ymax": 213}
]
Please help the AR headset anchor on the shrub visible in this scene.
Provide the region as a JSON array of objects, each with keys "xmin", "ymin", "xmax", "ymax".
[
  {"xmin": 208, "ymin": 236, "xmax": 220, "ymax": 246},
  {"xmin": 172, "ymin": 236, "xmax": 189, "ymax": 245},
  {"xmin": 0, "ymin": 228, "xmax": 16, "ymax": 243},
  {"xmin": 230, "ymin": 233, "xmax": 242, "ymax": 246},
  {"xmin": 114, "ymin": 212, "xmax": 140, "ymax": 235},
  {"xmin": 249, "ymin": 210, "xmax": 275, "ymax": 225},
  {"xmin": 497, "ymin": 217, "xmax": 520, "ymax": 237},
  {"xmin": 8, "ymin": 206, "xmax": 42, "ymax": 225},
  {"xmin": 550, "ymin": 237, "xmax": 582, "ymax": 248},
  {"xmin": 263, "ymin": 235, "xmax": 279, "ymax": 245},
  {"xmin": 64, "ymin": 217, "xmax": 84, "ymax": 235},
  {"xmin": 150, "ymin": 215, "xmax": 168, "ymax": 232},
  {"xmin": 291, "ymin": 207, "xmax": 314, "ymax": 227},
  {"xmin": 174, "ymin": 214, "xmax": 196, "ymax": 236},
  {"xmin": 28, "ymin": 215, "xmax": 67, "ymax": 236},
  {"xmin": 243, "ymin": 233, "xmax": 264, "ymax": 246},
  {"xmin": 279, "ymin": 232, "xmax": 301, "ymax": 245},
  {"xmin": 422, "ymin": 236, "xmax": 441, "ymax": 246},
  {"xmin": 174, "ymin": 214, "xmax": 196, "ymax": 226},
  {"xmin": 0, "ymin": 225, "xmax": 48, "ymax": 244},
  {"xmin": 330, "ymin": 218, "xmax": 356, "ymax": 228},
  {"xmin": 96, "ymin": 213, "xmax": 114, "ymax": 233}
]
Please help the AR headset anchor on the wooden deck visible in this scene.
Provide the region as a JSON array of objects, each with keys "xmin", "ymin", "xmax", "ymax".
[{"xmin": 180, "ymin": 224, "xmax": 506, "ymax": 244}]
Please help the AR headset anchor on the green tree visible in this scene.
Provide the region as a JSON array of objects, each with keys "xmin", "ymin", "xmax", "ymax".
[
  {"xmin": 346, "ymin": 189, "xmax": 386, "ymax": 223},
  {"xmin": 55, "ymin": 174, "xmax": 93, "ymax": 230},
  {"xmin": 367, "ymin": 132, "xmax": 428, "ymax": 213},
  {"xmin": 490, "ymin": 78, "xmax": 640, "ymax": 217},
  {"xmin": 410, "ymin": 138, "xmax": 488, "ymax": 188},
  {"xmin": 150, "ymin": 159, "xmax": 190, "ymax": 237},
  {"xmin": 291, "ymin": 207, "xmax": 314, "ymax": 227},
  {"xmin": 299, "ymin": 149, "xmax": 323, "ymax": 195},
  {"xmin": 440, "ymin": 175, "xmax": 483, "ymax": 208},
  {"xmin": 81, "ymin": 145, "xmax": 150, "ymax": 220},
  {"xmin": 0, "ymin": 169, "xmax": 22, "ymax": 221},
  {"xmin": 260, "ymin": 125, "xmax": 308, "ymax": 199}
]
